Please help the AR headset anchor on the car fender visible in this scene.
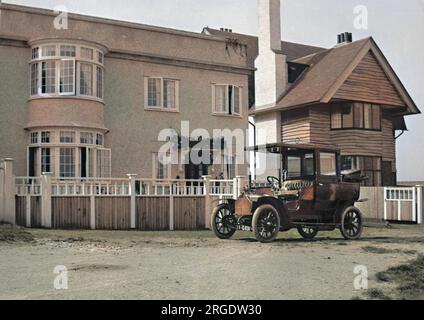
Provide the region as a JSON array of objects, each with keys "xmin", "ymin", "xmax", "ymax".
[{"xmin": 252, "ymin": 197, "xmax": 292, "ymax": 231}]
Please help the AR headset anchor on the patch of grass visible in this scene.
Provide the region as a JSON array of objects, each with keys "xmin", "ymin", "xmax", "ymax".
[
  {"xmin": 365, "ymin": 288, "xmax": 392, "ymax": 300},
  {"xmin": 0, "ymin": 224, "xmax": 34, "ymax": 243},
  {"xmin": 362, "ymin": 246, "xmax": 417, "ymax": 255},
  {"xmin": 381, "ymin": 255, "xmax": 424, "ymax": 300}
]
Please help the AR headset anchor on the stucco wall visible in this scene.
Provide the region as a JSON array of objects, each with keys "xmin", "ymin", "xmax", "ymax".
[{"xmin": 0, "ymin": 45, "xmax": 30, "ymax": 176}]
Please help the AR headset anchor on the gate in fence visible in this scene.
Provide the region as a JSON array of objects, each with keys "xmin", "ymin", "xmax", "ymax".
[{"xmin": 384, "ymin": 187, "xmax": 423, "ymax": 224}]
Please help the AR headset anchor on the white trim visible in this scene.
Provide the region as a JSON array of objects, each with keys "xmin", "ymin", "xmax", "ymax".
[{"xmin": 144, "ymin": 76, "xmax": 180, "ymax": 112}]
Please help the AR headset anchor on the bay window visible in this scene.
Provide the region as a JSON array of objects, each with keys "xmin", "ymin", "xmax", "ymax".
[
  {"xmin": 331, "ymin": 102, "xmax": 381, "ymax": 130},
  {"xmin": 60, "ymin": 148, "xmax": 75, "ymax": 178},
  {"xmin": 30, "ymin": 43, "xmax": 105, "ymax": 100},
  {"xmin": 41, "ymin": 148, "xmax": 53, "ymax": 173},
  {"xmin": 213, "ymin": 84, "xmax": 242, "ymax": 116},
  {"xmin": 145, "ymin": 77, "xmax": 179, "ymax": 111}
]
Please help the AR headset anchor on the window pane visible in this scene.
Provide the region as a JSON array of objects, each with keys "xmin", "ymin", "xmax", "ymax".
[
  {"xmin": 30, "ymin": 132, "xmax": 39, "ymax": 144},
  {"xmin": 42, "ymin": 45, "xmax": 56, "ymax": 57},
  {"xmin": 148, "ymin": 78, "xmax": 161, "ymax": 107},
  {"xmin": 364, "ymin": 103, "xmax": 373, "ymax": 129},
  {"xmin": 80, "ymin": 47, "xmax": 93, "ymax": 60},
  {"xmin": 354, "ymin": 103, "xmax": 364, "ymax": 128},
  {"xmin": 80, "ymin": 132, "xmax": 93, "ymax": 144},
  {"xmin": 342, "ymin": 104, "xmax": 354, "ymax": 128},
  {"xmin": 41, "ymin": 131, "xmax": 51, "ymax": 144},
  {"xmin": 31, "ymin": 63, "xmax": 39, "ymax": 95},
  {"xmin": 60, "ymin": 45, "xmax": 76, "ymax": 57},
  {"xmin": 233, "ymin": 86, "xmax": 241, "ymax": 115},
  {"xmin": 96, "ymin": 134, "xmax": 103, "ymax": 146},
  {"xmin": 60, "ymin": 148, "xmax": 75, "ymax": 178},
  {"xmin": 156, "ymin": 154, "xmax": 168, "ymax": 180},
  {"xmin": 97, "ymin": 149, "xmax": 111, "ymax": 178},
  {"xmin": 331, "ymin": 107, "xmax": 342, "ymax": 129},
  {"xmin": 31, "ymin": 47, "xmax": 39, "ymax": 60},
  {"xmin": 372, "ymin": 105, "xmax": 381, "ymax": 130},
  {"xmin": 96, "ymin": 67, "xmax": 103, "ymax": 99},
  {"xmin": 60, "ymin": 131, "xmax": 75, "ymax": 143},
  {"xmin": 41, "ymin": 148, "xmax": 52, "ymax": 173},
  {"xmin": 214, "ymin": 85, "xmax": 227, "ymax": 113},
  {"xmin": 304, "ymin": 153, "xmax": 314, "ymax": 176},
  {"xmin": 97, "ymin": 51, "xmax": 104, "ymax": 64},
  {"xmin": 163, "ymin": 79, "xmax": 176, "ymax": 109},
  {"xmin": 320, "ymin": 153, "xmax": 337, "ymax": 176},
  {"xmin": 79, "ymin": 63, "xmax": 93, "ymax": 96},
  {"xmin": 41, "ymin": 61, "xmax": 56, "ymax": 94},
  {"xmin": 287, "ymin": 156, "xmax": 301, "ymax": 178},
  {"xmin": 60, "ymin": 60, "xmax": 75, "ymax": 94}
]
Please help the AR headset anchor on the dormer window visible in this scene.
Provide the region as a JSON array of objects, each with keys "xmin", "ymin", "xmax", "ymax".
[{"xmin": 30, "ymin": 42, "xmax": 105, "ymax": 101}]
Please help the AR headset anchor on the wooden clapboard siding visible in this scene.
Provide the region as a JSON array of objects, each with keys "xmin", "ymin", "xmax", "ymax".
[
  {"xmin": 307, "ymin": 105, "xmax": 396, "ymax": 163},
  {"xmin": 334, "ymin": 51, "xmax": 404, "ymax": 107},
  {"xmin": 136, "ymin": 197, "xmax": 169, "ymax": 231},
  {"xmin": 52, "ymin": 197, "xmax": 91, "ymax": 229},
  {"xmin": 15, "ymin": 196, "xmax": 26, "ymax": 227},
  {"xmin": 174, "ymin": 197, "xmax": 205, "ymax": 231},
  {"xmin": 96, "ymin": 197, "xmax": 131, "ymax": 230},
  {"xmin": 281, "ymin": 109, "xmax": 311, "ymax": 144},
  {"xmin": 31, "ymin": 196, "xmax": 42, "ymax": 228}
]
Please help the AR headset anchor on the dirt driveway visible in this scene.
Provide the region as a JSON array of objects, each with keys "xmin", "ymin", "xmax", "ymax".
[{"xmin": 0, "ymin": 224, "xmax": 423, "ymax": 300}]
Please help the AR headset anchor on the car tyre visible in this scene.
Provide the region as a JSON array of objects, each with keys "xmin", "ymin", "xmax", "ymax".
[
  {"xmin": 340, "ymin": 206, "xmax": 363, "ymax": 240},
  {"xmin": 211, "ymin": 204, "xmax": 237, "ymax": 240},
  {"xmin": 297, "ymin": 227, "xmax": 319, "ymax": 240},
  {"xmin": 252, "ymin": 204, "xmax": 281, "ymax": 243}
]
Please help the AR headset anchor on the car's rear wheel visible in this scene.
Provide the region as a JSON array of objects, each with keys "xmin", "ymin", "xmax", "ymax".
[
  {"xmin": 252, "ymin": 205, "xmax": 280, "ymax": 243},
  {"xmin": 211, "ymin": 204, "xmax": 237, "ymax": 240},
  {"xmin": 297, "ymin": 226, "xmax": 319, "ymax": 240},
  {"xmin": 340, "ymin": 206, "xmax": 363, "ymax": 240}
]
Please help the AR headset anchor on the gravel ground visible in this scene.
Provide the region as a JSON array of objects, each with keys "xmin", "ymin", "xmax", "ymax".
[{"xmin": 0, "ymin": 224, "xmax": 423, "ymax": 300}]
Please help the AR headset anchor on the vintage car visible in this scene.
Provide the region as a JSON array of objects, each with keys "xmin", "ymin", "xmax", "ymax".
[{"xmin": 211, "ymin": 143, "xmax": 366, "ymax": 243}]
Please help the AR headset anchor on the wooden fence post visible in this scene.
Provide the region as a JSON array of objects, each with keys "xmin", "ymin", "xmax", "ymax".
[
  {"xmin": 90, "ymin": 195, "xmax": 96, "ymax": 230},
  {"xmin": 41, "ymin": 173, "xmax": 52, "ymax": 228},
  {"xmin": 417, "ymin": 187, "xmax": 423, "ymax": 225},
  {"xmin": 25, "ymin": 194, "xmax": 31, "ymax": 228},
  {"xmin": 127, "ymin": 174, "xmax": 137, "ymax": 229},
  {"xmin": 202, "ymin": 175, "xmax": 212, "ymax": 230},
  {"xmin": 1, "ymin": 159, "xmax": 16, "ymax": 225}
]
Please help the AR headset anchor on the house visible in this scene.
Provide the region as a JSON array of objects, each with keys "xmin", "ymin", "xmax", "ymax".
[
  {"xmin": 0, "ymin": 3, "xmax": 251, "ymax": 181},
  {"xmin": 203, "ymin": 0, "xmax": 421, "ymax": 187}
]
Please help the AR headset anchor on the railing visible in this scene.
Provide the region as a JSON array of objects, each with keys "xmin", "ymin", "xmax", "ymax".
[
  {"xmin": 15, "ymin": 177, "xmax": 42, "ymax": 196},
  {"xmin": 51, "ymin": 178, "xmax": 130, "ymax": 196},
  {"xmin": 384, "ymin": 187, "xmax": 422, "ymax": 224}
]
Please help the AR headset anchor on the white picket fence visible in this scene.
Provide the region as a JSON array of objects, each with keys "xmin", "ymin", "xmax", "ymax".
[{"xmin": 384, "ymin": 187, "xmax": 423, "ymax": 224}]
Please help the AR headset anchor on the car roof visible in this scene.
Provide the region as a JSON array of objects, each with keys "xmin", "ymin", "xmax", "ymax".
[{"xmin": 246, "ymin": 143, "xmax": 340, "ymax": 154}]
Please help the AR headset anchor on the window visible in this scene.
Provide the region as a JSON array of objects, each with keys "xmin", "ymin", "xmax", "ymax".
[
  {"xmin": 147, "ymin": 78, "xmax": 162, "ymax": 107},
  {"xmin": 41, "ymin": 132, "xmax": 51, "ymax": 144},
  {"xmin": 31, "ymin": 47, "xmax": 39, "ymax": 60},
  {"xmin": 154, "ymin": 153, "xmax": 169, "ymax": 180},
  {"xmin": 60, "ymin": 148, "xmax": 75, "ymax": 177},
  {"xmin": 30, "ymin": 63, "xmax": 39, "ymax": 95},
  {"xmin": 41, "ymin": 61, "xmax": 56, "ymax": 94},
  {"xmin": 163, "ymin": 79, "xmax": 176, "ymax": 109},
  {"xmin": 96, "ymin": 134, "xmax": 103, "ymax": 146},
  {"xmin": 341, "ymin": 156, "xmax": 382, "ymax": 186},
  {"xmin": 42, "ymin": 45, "xmax": 56, "ymax": 57},
  {"xmin": 60, "ymin": 45, "xmax": 76, "ymax": 57},
  {"xmin": 213, "ymin": 84, "xmax": 242, "ymax": 116},
  {"xmin": 79, "ymin": 63, "xmax": 93, "ymax": 96},
  {"xmin": 30, "ymin": 132, "xmax": 39, "ymax": 144},
  {"xmin": 97, "ymin": 149, "xmax": 111, "ymax": 178},
  {"xmin": 145, "ymin": 77, "xmax": 179, "ymax": 111},
  {"xmin": 304, "ymin": 153, "xmax": 315, "ymax": 176},
  {"xmin": 96, "ymin": 66, "xmax": 103, "ymax": 99},
  {"xmin": 80, "ymin": 47, "xmax": 93, "ymax": 60},
  {"xmin": 331, "ymin": 103, "xmax": 381, "ymax": 130},
  {"xmin": 80, "ymin": 132, "xmax": 94, "ymax": 145},
  {"xmin": 30, "ymin": 44, "xmax": 104, "ymax": 100},
  {"xmin": 60, "ymin": 131, "xmax": 75, "ymax": 144},
  {"xmin": 59, "ymin": 59, "xmax": 75, "ymax": 94},
  {"xmin": 287, "ymin": 156, "xmax": 301, "ymax": 179},
  {"xmin": 41, "ymin": 148, "xmax": 52, "ymax": 173},
  {"xmin": 320, "ymin": 153, "xmax": 337, "ymax": 176}
]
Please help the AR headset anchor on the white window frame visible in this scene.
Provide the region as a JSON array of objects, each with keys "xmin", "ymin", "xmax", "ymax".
[
  {"xmin": 212, "ymin": 84, "xmax": 242, "ymax": 117},
  {"xmin": 144, "ymin": 77, "xmax": 180, "ymax": 112},
  {"xmin": 96, "ymin": 148, "xmax": 112, "ymax": 178},
  {"xmin": 58, "ymin": 59, "xmax": 76, "ymax": 96},
  {"xmin": 152, "ymin": 153, "xmax": 171, "ymax": 180}
]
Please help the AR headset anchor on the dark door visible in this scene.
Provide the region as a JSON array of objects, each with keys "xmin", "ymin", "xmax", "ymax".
[
  {"xmin": 28, "ymin": 147, "xmax": 37, "ymax": 177},
  {"xmin": 80, "ymin": 147, "xmax": 87, "ymax": 178}
]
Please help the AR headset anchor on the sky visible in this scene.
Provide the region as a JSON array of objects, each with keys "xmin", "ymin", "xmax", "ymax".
[{"xmin": 3, "ymin": 0, "xmax": 424, "ymax": 181}]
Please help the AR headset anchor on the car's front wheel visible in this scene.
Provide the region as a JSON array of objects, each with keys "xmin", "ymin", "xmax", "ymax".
[
  {"xmin": 340, "ymin": 206, "xmax": 363, "ymax": 240},
  {"xmin": 211, "ymin": 204, "xmax": 237, "ymax": 240},
  {"xmin": 252, "ymin": 205, "xmax": 281, "ymax": 243},
  {"xmin": 297, "ymin": 227, "xmax": 319, "ymax": 240}
]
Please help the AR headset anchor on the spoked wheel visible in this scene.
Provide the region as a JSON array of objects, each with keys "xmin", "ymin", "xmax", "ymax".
[
  {"xmin": 252, "ymin": 205, "xmax": 280, "ymax": 243},
  {"xmin": 297, "ymin": 226, "xmax": 319, "ymax": 240},
  {"xmin": 340, "ymin": 206, "xmax": 363, "ymax": 240},
  {"xmin": 211, "ymin": 204, "xmax": 237, "ymax": 240}
]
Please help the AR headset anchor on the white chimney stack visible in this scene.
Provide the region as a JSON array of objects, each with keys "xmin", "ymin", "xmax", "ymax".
[{"xmin": 255, "ymin": 0, "xmax": 287, "ymax": 109}]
